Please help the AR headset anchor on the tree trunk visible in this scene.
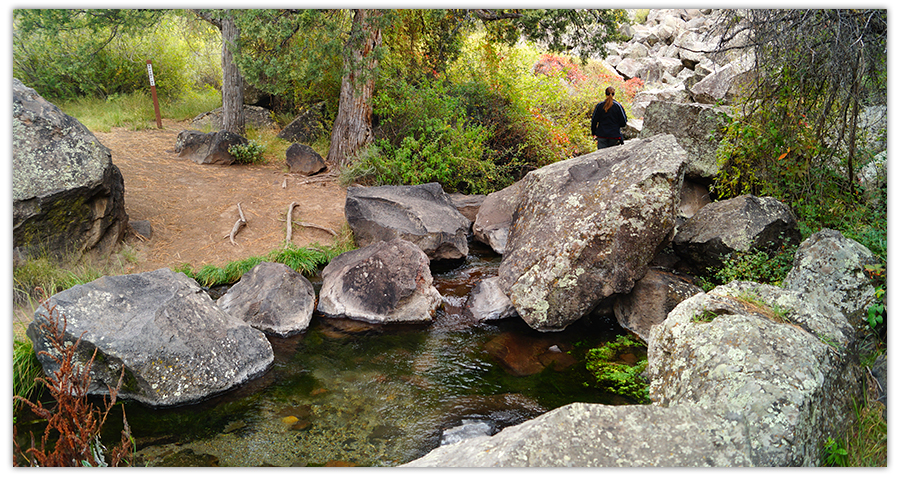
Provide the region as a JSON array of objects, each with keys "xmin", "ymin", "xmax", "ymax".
[
  {"xmin": 326, "ymin": 9, "xmax": 383, "ymax": 168},
  {"xmin": 193, "ymin": 9, "xmax": 245, "ymax": 135},
  {"xmin": 220, "ymin": 13, "xmax": 245, "ymax": 135}
]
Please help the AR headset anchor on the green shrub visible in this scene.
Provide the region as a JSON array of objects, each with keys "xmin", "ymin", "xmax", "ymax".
[
  {"xmin": 228, "ymin": 140, "xmax": 267, "ymax": 165},
  {"xmin": 13, "ymin": 11, "xmax": 219, "ymax": 102},
  {"xmin": 361, "ymin": 77, "xmax": 511, "ymax": 194},
  {"xmin": 700, "ymin": 244, "xmax": 798, "ymax": 291}
]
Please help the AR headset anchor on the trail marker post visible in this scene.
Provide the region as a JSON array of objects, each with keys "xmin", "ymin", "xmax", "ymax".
[{"xmin": 146, "ymin": 60, "xmax": 162, "ymax": 129}]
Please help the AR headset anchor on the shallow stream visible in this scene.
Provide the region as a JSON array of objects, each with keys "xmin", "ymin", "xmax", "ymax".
[{"xmin": 26, "ymin": 243, "xmax": 637, "ymax": 467}]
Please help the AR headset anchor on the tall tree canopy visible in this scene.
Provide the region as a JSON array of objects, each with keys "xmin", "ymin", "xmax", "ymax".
[{"xmin": 230, "ymin": 8, "xmax": 626, "ymax": 167}]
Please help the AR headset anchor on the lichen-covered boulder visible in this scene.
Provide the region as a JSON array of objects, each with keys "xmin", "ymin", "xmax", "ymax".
[
  {"xmin": 639, "ymin": 100, "xmax": 730, "ymax": 180},
  {"xmin": 782, "ymin": 228, "xmax": 881, "ymax": 327},
  {"xmin": 498, "ymin": 134, "xmax": 686, "ymax": 331},
  {"xmin": 27, "ymin": 268, "xmax": 274, "ymax": 407},
  {"xmin": 345, "ymin": 183, "xmax": 472, "ymax": 261},
  {"xmin": 673, "ymin": 195, "xmax": 801, "ymax": 273},
  {"xmin": 12, "ymin": 78, "xmax": 128, "ymax": 261},
  {"xmin": 317, "ymin": 238, "xmax": 442, "ymax": 324},
  {"xmin": 646, "ymin": 280, "xmax": 862, "ymax": 466},
  {"xmin": 217, "ymin": 261, "xmax": 316, "ymax": 337},
  {"xmin": 404, "ymin": 402, "xmax": 753, "ymax": 467}
]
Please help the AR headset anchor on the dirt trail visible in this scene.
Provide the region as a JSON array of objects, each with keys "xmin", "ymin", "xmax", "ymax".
[{"xmin": 94, "ymin": 119, "xmax": 348, "ymax": 275}]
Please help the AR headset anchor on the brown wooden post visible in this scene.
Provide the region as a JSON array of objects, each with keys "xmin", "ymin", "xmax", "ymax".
[{"xmin": 146, "ymin": 60, "xmax": 163, "ymax": 129}]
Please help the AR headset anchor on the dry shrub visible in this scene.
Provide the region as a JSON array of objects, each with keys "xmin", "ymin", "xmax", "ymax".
[{"xmin": 13, "ymin": 290, "xmax": 133, "ymax": 467}]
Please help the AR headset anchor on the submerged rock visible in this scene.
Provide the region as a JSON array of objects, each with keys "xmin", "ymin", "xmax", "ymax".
[
  {"xmin": 27, "ymin": 268, "xmax": 274, "ymax": 407},
  {"xmin": 483, "ymin": 332, "xmax": 577, "ymax": 377}
]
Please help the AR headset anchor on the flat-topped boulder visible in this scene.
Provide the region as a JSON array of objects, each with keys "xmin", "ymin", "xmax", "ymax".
[
  {"xmin": 27, "ymin": 268, "xmax": 274, "ymax": 407},
  {"xmin": 344, "ymin": 183, "xmax": 472, "ymax": 261}
]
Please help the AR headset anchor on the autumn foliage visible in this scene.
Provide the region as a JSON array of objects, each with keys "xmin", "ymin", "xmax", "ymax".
[{"xmin": 13, "ymin": 292, "xmax": 133, "ymax": 467}]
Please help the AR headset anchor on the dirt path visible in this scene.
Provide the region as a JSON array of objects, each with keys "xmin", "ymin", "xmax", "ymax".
[{"xmin": 94, "ymin": 119, "xmax": 348, "ymax": 275}]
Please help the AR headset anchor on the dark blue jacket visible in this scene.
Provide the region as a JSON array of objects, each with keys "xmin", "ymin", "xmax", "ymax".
[{"xmin": 591, "ymin": 100, "xmax": 628, "ymax": 139}]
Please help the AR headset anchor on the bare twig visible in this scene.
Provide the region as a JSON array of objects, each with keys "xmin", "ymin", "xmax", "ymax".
[
  {"xmin": 228, "ymin": 203, "xmax": 247, "ymax": 245},
  {"xmin": 294, "ymin": 221, "xmax": 337, "ymax": 236},
  {"xmin": 285, "ymin": 202, "xmax": 297, "ymax": 242}
]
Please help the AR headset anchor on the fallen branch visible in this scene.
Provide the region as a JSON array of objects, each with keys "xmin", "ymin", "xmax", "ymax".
[
  {"xmin": 279, "ymin": 209, "xmax": 337, "ymax": 238},
  {"xmin": 228, "ymin": 203, "xmax": 247, "ymax": 245},
  {"xmin": 295, "ymin": 171, "xmax": 338, "ymax": 186},
  {"xmin": 285, "ymin": 202, "xmax": 297, "ymax": 242},
  {"xmin": 294, "ymin": 221, "xmax": 337, "ymax": 236}
]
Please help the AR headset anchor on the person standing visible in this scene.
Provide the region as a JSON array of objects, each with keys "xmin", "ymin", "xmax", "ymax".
[{"xmin": 591, "ymin": 86, "xmax": 628, "ymax": 149}]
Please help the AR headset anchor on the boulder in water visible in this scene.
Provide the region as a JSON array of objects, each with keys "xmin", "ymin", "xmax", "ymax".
[{"xmin": 27, "ymin": 268, "xmax": 274, "ymax": 407}]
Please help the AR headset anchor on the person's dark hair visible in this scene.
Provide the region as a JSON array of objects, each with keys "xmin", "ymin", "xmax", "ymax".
[{"xmin": 603, "ymin": 86, "xmax": 615, "ymax": 112}]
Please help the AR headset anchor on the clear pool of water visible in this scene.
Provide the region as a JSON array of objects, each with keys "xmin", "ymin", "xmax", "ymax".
[{"xmin": 92, "ymin": 244, "xmax": 634, "ymax": 467}]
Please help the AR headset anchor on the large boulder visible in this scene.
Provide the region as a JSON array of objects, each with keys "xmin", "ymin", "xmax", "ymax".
[
  {"xmin": 12, "ymin": 78, "xmax": 128, "ymax": 262},
  {"xmin": 673, "ymin": 195, "xmax": 801, "ymax": 273},
  {"xmin": 404, "ymin": 402, "xmax": 753, "ymax": 467},
  {"xmin": 613, "ymin": 268, "xmax": 703, "ymax": 342},
  {"xmin": 630, "ymin": 85, "xmax": 691, "ymax": 119},
  {"xmin": 276, "ymin": 102, "xmax": 327, "ymax": 144},
  {"xmin": 639, "ymin": 100, "xmax": 731, "ymax": 180},
  {"xmin": 284, "ymin": 143, "xmax": 326, "ymax": 176},
  {"xmin": 216, "ymin": 261, "xmax": 316, "ymax": 337},
  {"xmin": 782, "ymin": 228, "xmax": 881, "ymax": 327},
  {"xmin": 498, "ymin": 134, "xmax": 687, "ymax": 331},
  {"xmin": 646, "ymin": 280, "xmax": 863, "ymax": 466},
  {"xmin": 316, "ymin": 238, "xmax": 442, "ymax": 324},
  {"xmin": 407, "ymin": 276, "xmax": 865, "ymax": 467},
  {"xmin": 344, "ymin": 183, "xmax": 472, "ymax": 261},
  {"xmin": 472, "ymin": 181, "xmax": 523, "ymax": 255},
  {"xmin": 689, "ymin": 56, "xmax": 756, "ymax": 105},
  {"xmin": 26, "ymin": 268, "xmax": 274, "ymax": 407},
  {"xmin": 175, "ymin": 130, "xmax": 247, "ymax": 165}
]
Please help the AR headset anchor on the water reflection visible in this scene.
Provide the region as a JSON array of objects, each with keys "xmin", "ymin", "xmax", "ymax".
[{"xmin": 107, "ymin": 243, "xmax": 630, "ymax": 466}]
